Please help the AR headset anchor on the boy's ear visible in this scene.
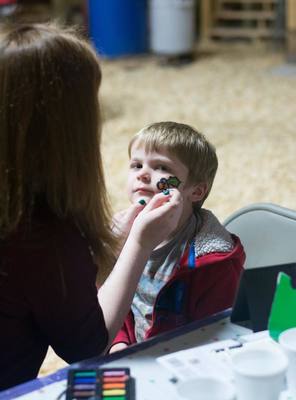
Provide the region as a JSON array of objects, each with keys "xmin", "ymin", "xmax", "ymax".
[{"xmin": 190, "ymin": 183, "xmax": 208, "ymax": 202}]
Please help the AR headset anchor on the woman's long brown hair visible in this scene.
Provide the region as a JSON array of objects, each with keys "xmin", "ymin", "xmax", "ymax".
[{"xmin": 0, "ymin": 23, "xmax": 117, "ymax": 282}]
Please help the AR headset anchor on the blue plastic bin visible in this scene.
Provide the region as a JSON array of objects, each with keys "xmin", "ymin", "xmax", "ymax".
[{"xmin": 88, "ymin": 0, "xmax": 148, "ymax": 57}]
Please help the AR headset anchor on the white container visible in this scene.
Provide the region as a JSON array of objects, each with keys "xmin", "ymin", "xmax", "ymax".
[
  {"xmin": 279, "ymin": 327, "xmax": 296, "ymax": 398},
  {"xmin": 149, "ymin": 0, "xmax": 196, "ymax": 55},
  {"xmin": 232, "ymin": 346, "xmax": 288, "ymax": 400},
  {"xmin": 176, "ymin": 377, "xmax": 235, "ymax": 400}
]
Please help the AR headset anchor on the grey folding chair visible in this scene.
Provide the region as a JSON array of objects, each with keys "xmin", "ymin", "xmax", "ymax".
[{"xmin": 224, "ymin": 203, "xmax": 296, "ymax": 269}]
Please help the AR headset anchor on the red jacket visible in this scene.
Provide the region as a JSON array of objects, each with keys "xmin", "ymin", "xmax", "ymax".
[{"xmin": 113, "ymin": 233, "xmax": 245, "ymax": 345}]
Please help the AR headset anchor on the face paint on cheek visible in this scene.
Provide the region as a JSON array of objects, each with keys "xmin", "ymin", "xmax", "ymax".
[
  {"xmin": 156, "ymin": 176, "xmax": 182, "ymax": 192},
  {"xmin": 156, "ymin": 177, "xmax": 169, "ymax": 192},
  {"xmin": 167, "ymin": 176, "xmax": 181, "ymax": 188}
]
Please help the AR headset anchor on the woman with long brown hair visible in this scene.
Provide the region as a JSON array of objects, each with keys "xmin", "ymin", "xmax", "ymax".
[{"xmin": 0, "ymin": 23, "xmax": 183, "ymax": 390}]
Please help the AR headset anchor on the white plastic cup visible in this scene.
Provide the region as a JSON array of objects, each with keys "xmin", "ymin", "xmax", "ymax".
[
  {"xmin": 176, "ymin": 376, "xmax": 235, "ymax": 400},
  {"xmin": 279, "ymin": 327, "xmax": 296, "ymax": 397},
  {"xmin": 232, "ymin": 346, "xmax": 288, "ymax": 400}
]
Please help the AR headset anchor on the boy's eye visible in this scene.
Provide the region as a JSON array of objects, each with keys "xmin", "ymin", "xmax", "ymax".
[
  {"xmin": 130, "ymin": 162, "xmax": 142, "ymax": 169},
  {"xmin": 156, "ymin": 165, "xmax": 168, "ymax": 172}
]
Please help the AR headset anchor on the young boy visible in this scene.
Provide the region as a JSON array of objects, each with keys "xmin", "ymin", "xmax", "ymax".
[{"xmin": 110, "ymin": 121, "xmax": 245, "ymax": 352}]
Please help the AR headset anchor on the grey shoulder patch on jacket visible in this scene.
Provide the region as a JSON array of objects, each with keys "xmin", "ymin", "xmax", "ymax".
[{"xmin": 194, "ymin": 209, "xmax": 234, "ymax": 258}]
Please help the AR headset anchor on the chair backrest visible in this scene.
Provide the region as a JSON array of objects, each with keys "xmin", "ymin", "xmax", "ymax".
[{"xmin": 224, "ymin": 203, "xmax": 296, "ymax": 269}]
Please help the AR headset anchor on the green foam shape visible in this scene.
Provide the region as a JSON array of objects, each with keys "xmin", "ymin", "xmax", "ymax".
[{"xmin": 268, "ymin": 272, "xmax": 296, "ymax": 341}]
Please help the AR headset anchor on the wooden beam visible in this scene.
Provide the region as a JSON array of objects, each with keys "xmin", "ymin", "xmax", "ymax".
[
  {"xmin": 211, "ymin": 26, "xmax": 277, "ymax": 39},
  {"xmin": 218, "ymin": 0, "xmax": 277, "ymax": 4},
  {"xmin": 287, "ymin": 0, "xmax": 296, "ymax": 30},
  {"xmin": 286, "ymin": 0, "xmax": 296, "ymax": 62},
  {"xmin": 217, "ymin": 10, "xmax": 276, "ymax": 20},
  {"xmin": 200, "ymin": 0, "xmax": 213, "ymax": 42}
]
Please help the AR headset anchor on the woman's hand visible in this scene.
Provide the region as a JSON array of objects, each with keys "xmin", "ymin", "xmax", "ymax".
[
  {"xmin": 112, "ymin": 203, "xmax": 145, "ymax": 244},
  {"xmin": 130, "ymin": 189, "xmax": 183, "ymax": 252},
  {"xmin": 109, "ymin": 342, "xmax": 128, "ymax": 354}
]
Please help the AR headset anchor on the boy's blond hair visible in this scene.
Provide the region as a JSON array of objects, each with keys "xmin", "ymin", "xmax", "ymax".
[{"xmin": 128, "ymin": 121, "xmax": 218, "ymax": 208}]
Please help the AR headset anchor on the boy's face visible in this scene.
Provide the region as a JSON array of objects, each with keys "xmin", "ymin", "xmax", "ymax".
[{"xmin": 128, "ymin": 141, "xmax": 206, "ymax": 227}]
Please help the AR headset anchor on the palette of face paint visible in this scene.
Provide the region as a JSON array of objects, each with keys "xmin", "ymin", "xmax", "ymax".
[{"xmin": 66, "ymin": 367, "xmax": 134, "ymax": 400}]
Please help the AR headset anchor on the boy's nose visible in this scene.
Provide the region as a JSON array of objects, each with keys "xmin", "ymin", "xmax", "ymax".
[{"xmin": 138, "ymin": 171, "xmax": 151, "ymax": 183}]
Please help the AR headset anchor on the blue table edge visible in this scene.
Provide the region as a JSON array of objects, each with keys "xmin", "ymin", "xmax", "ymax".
[{"xmin": 0, "ymin": 308, "xmax": 232, "ymax": 399}]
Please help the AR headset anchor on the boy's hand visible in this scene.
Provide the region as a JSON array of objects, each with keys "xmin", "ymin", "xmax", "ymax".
[{"xmin": 109, "ymin": 343, "xmax": 128, "ymax": 354}]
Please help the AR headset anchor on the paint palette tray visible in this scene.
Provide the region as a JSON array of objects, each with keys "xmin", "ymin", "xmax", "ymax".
[{"xmin": 66, "ymin": 367, "xmax": 135, "ymax": 400}]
